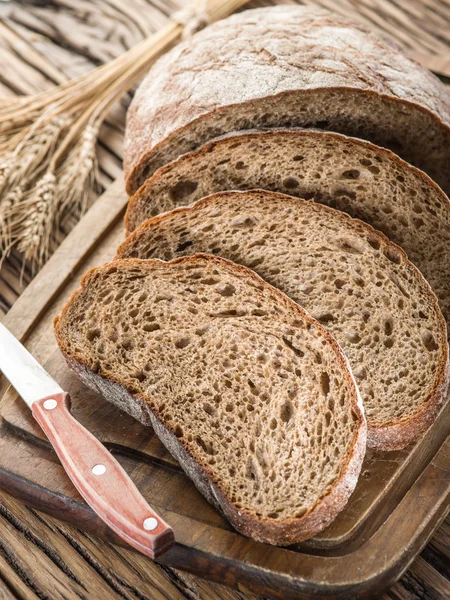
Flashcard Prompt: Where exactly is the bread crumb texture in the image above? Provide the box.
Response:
[125,129,450,325]
[55,255,365,538]
[118,191,449,448]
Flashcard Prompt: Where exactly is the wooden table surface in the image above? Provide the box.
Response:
[0,1,449,598]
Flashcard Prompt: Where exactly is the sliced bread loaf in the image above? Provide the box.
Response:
[124,6,450,195]
[54,255,366,545]
[124,129,450,325]
[117,191,449,451]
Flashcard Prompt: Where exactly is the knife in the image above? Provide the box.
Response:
[0,323,174,559]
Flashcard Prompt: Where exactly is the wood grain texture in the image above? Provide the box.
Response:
[0,1,449,599]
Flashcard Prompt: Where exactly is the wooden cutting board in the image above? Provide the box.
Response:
[0,178,449,600]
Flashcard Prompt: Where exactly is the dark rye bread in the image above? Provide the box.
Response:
[117,191,450,451]
[54,255,366,546]
[124,6,450,196]
[124,129,450,325]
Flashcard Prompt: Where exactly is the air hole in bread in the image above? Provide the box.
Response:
[383,247,402,264]
[120,337,133,350]
[320,372,330,396]
[340,169,360,180]
[384,318,394,336]
[217,283,235,297]
[169,180,198,201]
[316,313,335,325]
[175,337,191,349]
[282,336,305,357]
[348,333,361,344]
[246,457,258,481]
[87,328,100,341]
[422,332,438,352]
[280,401,294,423]
[203,403,216,417]
[201,277,219,285]
[367,236,381,250]
[143,322,160,332]
[248,257,265,268]
[195,435,212,454]
[283,176,299,189]
[176,240,193,252]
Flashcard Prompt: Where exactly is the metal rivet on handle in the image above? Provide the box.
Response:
[92,464,106,475]
[143,517,158,531]
[43,399,57,410]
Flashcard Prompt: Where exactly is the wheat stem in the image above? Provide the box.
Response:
[0,0,249,271]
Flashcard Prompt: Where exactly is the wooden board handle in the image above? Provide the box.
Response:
[32,392,174,559]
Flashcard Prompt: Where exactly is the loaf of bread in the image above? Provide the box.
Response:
[54,255,366,545]
[124,6,450,195]
[118,190,449,451]
[124,129,450,325]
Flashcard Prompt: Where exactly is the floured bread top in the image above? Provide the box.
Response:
[124,5,450,194]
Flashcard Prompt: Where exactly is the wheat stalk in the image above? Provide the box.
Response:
[0,0,249,272]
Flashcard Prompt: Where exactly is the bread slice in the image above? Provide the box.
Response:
[124,6,450,196]
[54,255,366,546]
[117,191,449,451]
[124,129,450,325]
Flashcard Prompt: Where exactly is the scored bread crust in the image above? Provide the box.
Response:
[124,6,450,195]
[117,192,450,451]
[54,254,367,545]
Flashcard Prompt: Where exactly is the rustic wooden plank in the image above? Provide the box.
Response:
[0,489,195,600]
[0,557,39,600]
[0,1,449,599]
[387,557,450,599]
[0,579,25,600]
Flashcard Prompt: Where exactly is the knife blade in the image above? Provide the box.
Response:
[0,324,63,407]
[0,323,174,559]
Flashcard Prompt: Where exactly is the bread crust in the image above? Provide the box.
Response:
[117,191,450,451]
[124,6,450,194]
[54,254,367,545]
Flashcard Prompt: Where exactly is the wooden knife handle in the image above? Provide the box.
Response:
[32,392,174,559]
